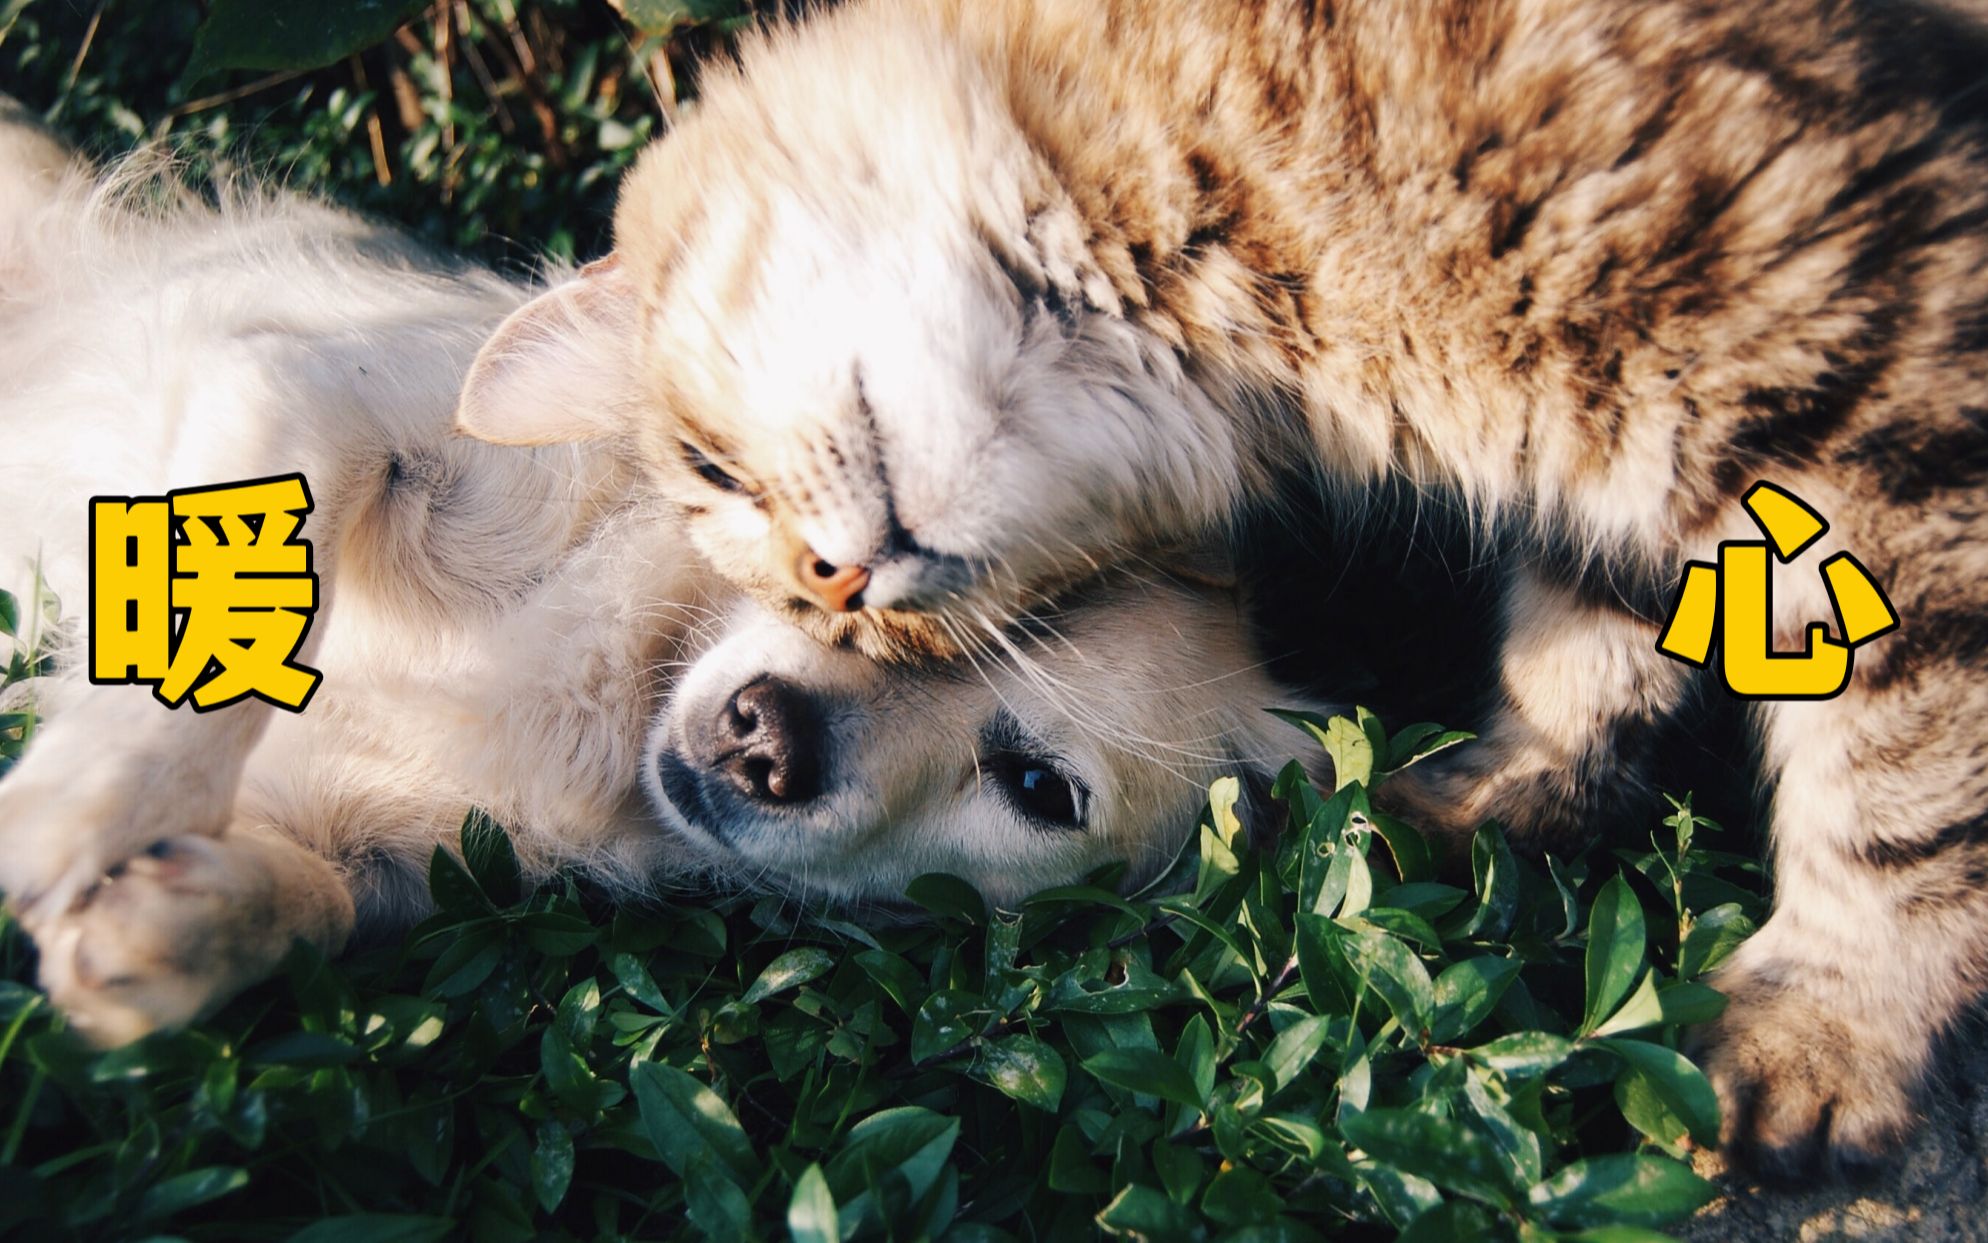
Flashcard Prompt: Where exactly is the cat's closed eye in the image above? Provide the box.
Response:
[679,440,749,495]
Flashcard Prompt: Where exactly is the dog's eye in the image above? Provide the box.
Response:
[679,441,746,494]
[987,749,1086,831]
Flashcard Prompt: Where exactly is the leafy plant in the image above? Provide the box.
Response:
[0,574,58,780]
[2,0,752,266]
[0,710,1762,1240]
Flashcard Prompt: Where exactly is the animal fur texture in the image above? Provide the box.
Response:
[456,0,1988,1175]
[0,129,1329,1044]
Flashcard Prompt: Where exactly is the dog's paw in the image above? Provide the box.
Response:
[1693,963,1925,1182]
[28,837,287,1047]
[0,754,233,923]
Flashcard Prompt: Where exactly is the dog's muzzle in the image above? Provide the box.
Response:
[654,676,831,844]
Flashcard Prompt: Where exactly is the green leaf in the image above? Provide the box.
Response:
[1200,1164,1280,1227]
[1678,904,1756,979]
[1341,1108,1519,1208]
[1354,1159,1444,1229]
[0,589,15,637]
[1358,905,1444,950]
[903,874,985,926]
[1151,1137,1205,1203]
[1263,1014,1338,1092]
[1469,1032,1575,1079]
[1655,980,1727,1027]
[787,1164,839,1243]
[556,977,602,1046]
[1589,970,1663,1038]
[1096,1184,1199,1238]
[1398,1201,1498,1243]
[426,844,490,916]
[1383,725,1475,775]
[1045,963,1181,1015]
[631,1061,757,1187]
[1324,715,1375,789]
[541,1024,617,1114]
[1431,957,1521,1044]
[1272,710,1374,789]
[1462,1067,1545,1187]
[421,930,501,997]
[911,991,982,1063]
[853,950,928,1016]
[1527,1153,1717,1228]
[531,1123,574,1214]
[245,1031,361,1068]
[459,811,521,906]
[824,1107,958,1231]
[1458,825,1520,939]
[610,953,672,1014]
[1154,894,1251,963]
[1370,811,1435,883]
[1177,1014,1218,1105]
[287,1218,454,1243]
[1597,1039,1720,1149]
[1295,782,1358,914]
[187,0,430,85]
[1049,1126,1109,1194]
[1547,852,1587,940]
[135,1166,248,1223]
[518,911,598,956]
[609,0,749,36]
[745,948,836,1004]
[1295,913,1357,1014]
[1083,1048,1205,1110]
[684,1150,757,1239]
[1582,877,1648,1034]
[976,1035,1066,1112]
[1341,931,1435,1034]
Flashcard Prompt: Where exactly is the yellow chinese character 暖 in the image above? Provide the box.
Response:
[1656,481,1899,699]
[88,474,321,711]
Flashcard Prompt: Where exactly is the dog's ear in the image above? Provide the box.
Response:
[456,255,641,445]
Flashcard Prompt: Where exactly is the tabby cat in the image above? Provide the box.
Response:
[457,0,1988,1175]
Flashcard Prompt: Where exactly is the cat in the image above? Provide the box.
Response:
[455,0,1988,1176]
[0,121,1329,1044]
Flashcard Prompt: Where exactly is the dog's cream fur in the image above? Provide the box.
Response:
[0,130,1326,1044]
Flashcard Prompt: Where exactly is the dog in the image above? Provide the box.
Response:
[0,122,1329,1045]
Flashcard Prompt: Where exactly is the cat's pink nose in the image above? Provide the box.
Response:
[797,552,871,612]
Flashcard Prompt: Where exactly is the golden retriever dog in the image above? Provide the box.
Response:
[0,123,1328,1045]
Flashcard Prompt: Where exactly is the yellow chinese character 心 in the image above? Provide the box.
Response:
[1656,481,1899,699]
[88,474,321,712]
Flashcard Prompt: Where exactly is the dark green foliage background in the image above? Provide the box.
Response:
[0,3,1762,1239]
[2,0,753,265]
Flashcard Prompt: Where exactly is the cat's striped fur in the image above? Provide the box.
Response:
[457,0,1988,1175]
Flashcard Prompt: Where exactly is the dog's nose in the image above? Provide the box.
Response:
[797,551,870,612]
[717,678,822,803]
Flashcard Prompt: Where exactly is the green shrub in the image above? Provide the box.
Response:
[1,0,750,265]
[0,675,1763,1239]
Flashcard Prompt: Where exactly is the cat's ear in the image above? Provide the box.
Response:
[456,255,642,445]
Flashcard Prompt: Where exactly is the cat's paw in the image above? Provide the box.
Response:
[1374,758,1582,852]
[27,837,288,1047]
[1693,963,1925,1182]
